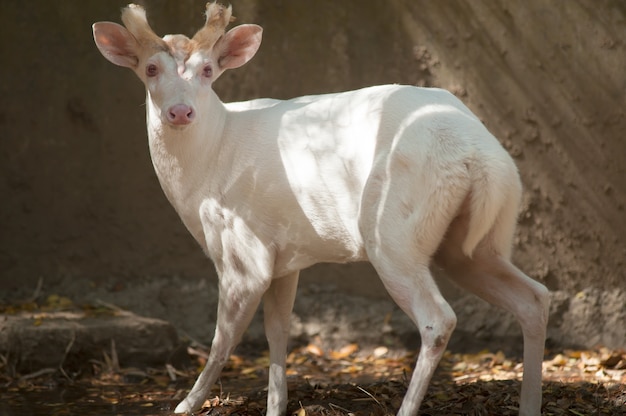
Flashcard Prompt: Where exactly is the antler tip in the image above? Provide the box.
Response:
[204,2,234,24]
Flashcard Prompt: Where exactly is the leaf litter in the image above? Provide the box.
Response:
[1,337,624,415]
[0,294,624,415]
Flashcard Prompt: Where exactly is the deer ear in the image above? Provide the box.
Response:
[93,22,140,68]
[215,24,262,70]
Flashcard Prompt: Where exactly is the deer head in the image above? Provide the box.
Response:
[93,2,262,126]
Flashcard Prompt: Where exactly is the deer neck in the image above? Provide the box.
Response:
[145,90,227,212]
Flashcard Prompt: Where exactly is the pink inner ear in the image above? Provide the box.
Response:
[93,22,139,68]
[217,25,262,70]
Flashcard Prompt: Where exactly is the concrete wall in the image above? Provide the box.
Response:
[1,0,624,347]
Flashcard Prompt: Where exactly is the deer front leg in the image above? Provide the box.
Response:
[263,271,300,416]
[174,272,270,414]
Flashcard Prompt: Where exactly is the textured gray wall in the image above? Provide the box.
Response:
[1,0,624,347]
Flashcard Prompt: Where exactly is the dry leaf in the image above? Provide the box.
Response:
[330,344,358,360]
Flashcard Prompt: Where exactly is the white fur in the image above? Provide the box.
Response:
[93,7,549,416]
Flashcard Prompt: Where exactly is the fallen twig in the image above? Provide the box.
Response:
[19,367,57,381]
[355,385,383,407]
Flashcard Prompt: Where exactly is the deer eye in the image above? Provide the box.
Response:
[146,64,158,77]
[202,65,213,78]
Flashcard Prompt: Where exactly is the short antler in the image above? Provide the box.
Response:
[121,4,167,51]
[192,2,235,49]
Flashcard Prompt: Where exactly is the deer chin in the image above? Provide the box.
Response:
[164,119,195,130]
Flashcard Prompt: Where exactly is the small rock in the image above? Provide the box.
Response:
[0,310,179,373]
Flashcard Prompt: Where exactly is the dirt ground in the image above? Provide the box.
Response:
[2,327,625,415]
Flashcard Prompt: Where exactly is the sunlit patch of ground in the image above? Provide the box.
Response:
[1,340,624,416]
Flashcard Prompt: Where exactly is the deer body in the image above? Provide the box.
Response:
[93,4,549,416]
[152,85,490,277]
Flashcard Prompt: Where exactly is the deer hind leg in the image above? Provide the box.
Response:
[362,183,467,416]
[435,214,549,416]
[370,259,456,416]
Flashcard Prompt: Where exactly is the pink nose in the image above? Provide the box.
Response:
[167,104,195,125]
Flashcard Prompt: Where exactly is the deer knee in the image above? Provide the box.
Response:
[532,282,550,326]
[517,281,550,339]
[422,302,457,355]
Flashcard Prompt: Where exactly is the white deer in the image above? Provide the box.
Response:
[93,3,549,416]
